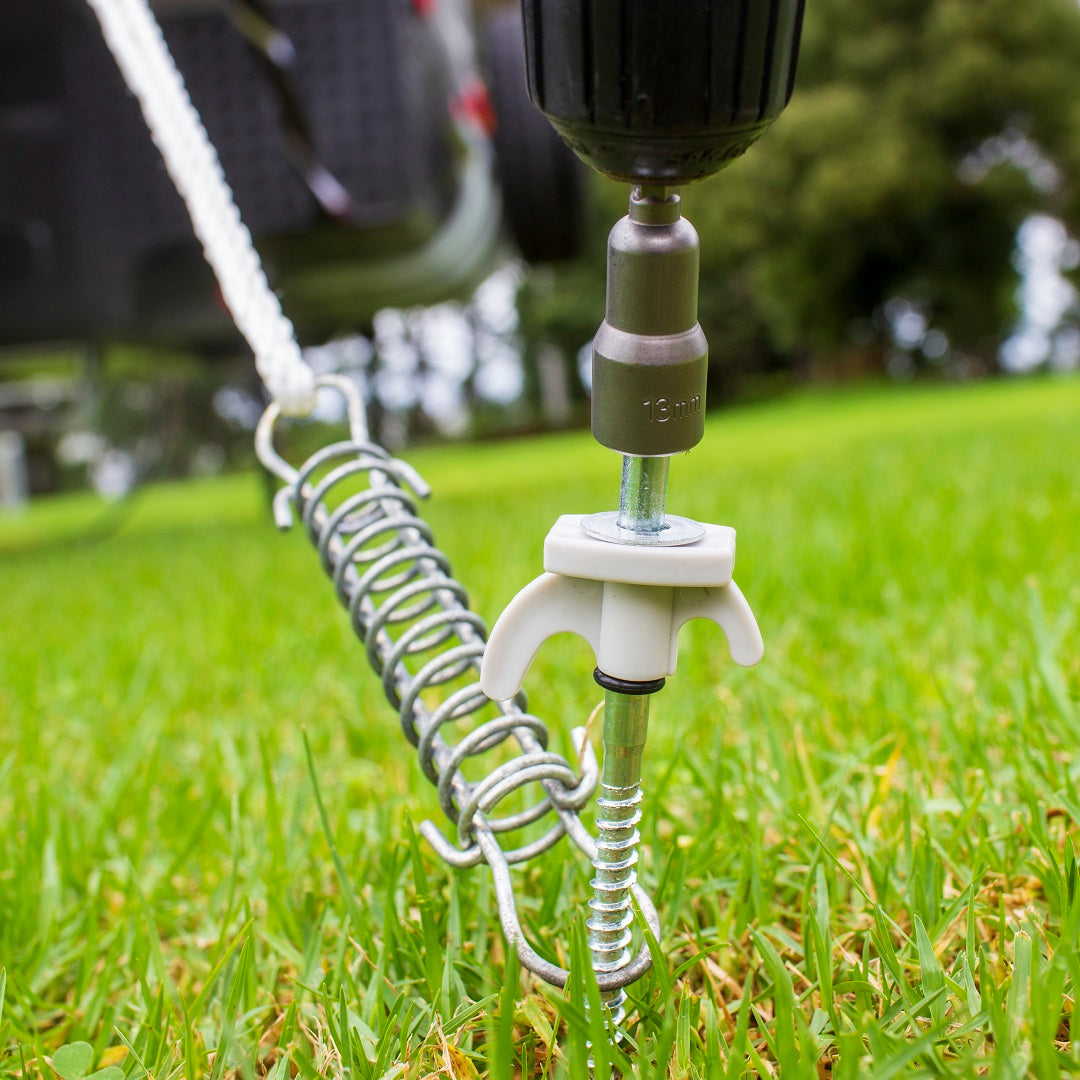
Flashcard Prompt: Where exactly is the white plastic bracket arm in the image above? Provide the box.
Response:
[480,514,764,702]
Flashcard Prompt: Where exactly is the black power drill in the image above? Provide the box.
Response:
[522,0,804,458]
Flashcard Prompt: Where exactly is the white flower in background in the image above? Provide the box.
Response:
[56,431,107,467]
[1001,215,1080,372]
[90,449,136,500]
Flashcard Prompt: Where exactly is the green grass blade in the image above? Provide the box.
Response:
[492,945,520,1080]
[208,935,253,1080]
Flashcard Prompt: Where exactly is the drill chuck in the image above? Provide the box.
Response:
[522,0,805,185]
[592,189,707,456]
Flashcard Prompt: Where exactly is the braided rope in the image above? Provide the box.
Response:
[85,0,317,416]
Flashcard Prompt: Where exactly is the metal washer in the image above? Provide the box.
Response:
[580,510,706,547]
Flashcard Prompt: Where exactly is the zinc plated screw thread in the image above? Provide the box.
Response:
[588,688,651,1031]
[588,775,645,1026]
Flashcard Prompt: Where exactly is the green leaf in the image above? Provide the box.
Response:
[675,984,694,1073]
[914,916,946,1026]
[492,946,519,1080]
[404,815,442,1002]
[51,1042,93,1080]
[208,935,253,1080]
[725,968,754,1080]
[751,930,799,1070]
[302,730,363,929]
[1006,929,1032,1049]
[959,953,981,1018]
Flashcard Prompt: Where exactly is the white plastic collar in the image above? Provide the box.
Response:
[480,515,764,698]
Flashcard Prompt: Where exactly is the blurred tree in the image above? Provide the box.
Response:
[688,0,1080,374]
[521,0,1080,388]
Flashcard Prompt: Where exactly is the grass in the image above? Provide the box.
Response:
[1,374,1079,1077]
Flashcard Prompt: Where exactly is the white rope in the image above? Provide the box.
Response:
[85,0,317,416]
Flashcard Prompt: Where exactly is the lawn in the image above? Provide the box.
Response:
[1,375,1079,1078]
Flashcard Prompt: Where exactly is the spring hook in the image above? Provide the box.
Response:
[255,375,661,992]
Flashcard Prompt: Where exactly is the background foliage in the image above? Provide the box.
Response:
[520,0,1080,394]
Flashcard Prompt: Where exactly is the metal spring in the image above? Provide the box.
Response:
[255,376,660,992]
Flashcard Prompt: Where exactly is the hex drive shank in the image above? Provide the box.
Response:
[591,194,707,456]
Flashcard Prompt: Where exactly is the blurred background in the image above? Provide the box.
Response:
[1,0,1078,506]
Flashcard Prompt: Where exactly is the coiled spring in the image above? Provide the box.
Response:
[256,376,660,991]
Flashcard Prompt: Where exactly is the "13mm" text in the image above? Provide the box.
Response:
[642,396,701,423]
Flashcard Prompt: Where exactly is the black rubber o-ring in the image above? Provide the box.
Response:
[592,668,666,696]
